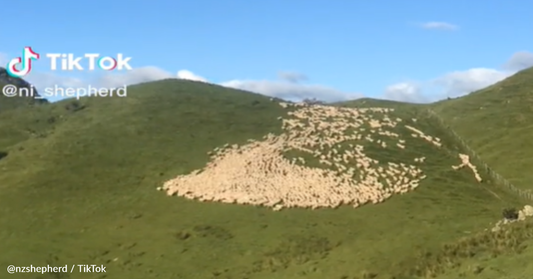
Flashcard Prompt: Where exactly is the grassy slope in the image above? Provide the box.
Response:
[432,67,533,191]
[434,219,533,279]
[0,80,48,112]
[0,79,527,279]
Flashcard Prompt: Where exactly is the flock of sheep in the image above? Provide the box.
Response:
[161,101,481,210]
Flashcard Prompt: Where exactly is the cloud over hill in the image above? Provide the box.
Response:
[384,51,533,102]
[1,50,531,103]
[419,21,459,31]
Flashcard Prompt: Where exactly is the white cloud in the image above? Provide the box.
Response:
[220,71,360,102]
[220,79,361,102]
[25,72,87,89]
[9,63,360,103]
[431,68,511,98]
[20,72,88,102]
[6,48,531,104]
[503,51,533,71]
[384,82,426,103]
[420,21,459,30]
[96,66,174,88]
[384,68,511,102]
[278,71,308,83]
[96,68,207,88]
[177,70,207,82]
[383,51,533,102]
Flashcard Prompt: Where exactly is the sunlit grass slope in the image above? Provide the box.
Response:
[434,218,533,279]
[432,67,533,191]
[0,79,527,279]
[0,80,48,112]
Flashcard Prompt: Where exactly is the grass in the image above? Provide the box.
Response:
[0,80,48,112]
[432,67,533,191]
[0,76,531,278]
[433,219,533,279]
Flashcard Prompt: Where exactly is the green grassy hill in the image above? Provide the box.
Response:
[0,67,48,112]
[0,78,531,279]
[435,226,533,279]
[432,67,533,191]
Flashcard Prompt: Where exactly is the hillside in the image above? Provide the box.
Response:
[432,67,533,191]
[0,79,530,279]
[0,67,48,111]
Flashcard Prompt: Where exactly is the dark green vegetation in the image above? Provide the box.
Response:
[421,218,533,279]
[0,68,532,279]
[0,67,48,112]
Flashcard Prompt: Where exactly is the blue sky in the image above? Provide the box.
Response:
[2,0,532,102]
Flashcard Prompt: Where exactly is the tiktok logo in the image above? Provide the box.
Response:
[6,47,40,78]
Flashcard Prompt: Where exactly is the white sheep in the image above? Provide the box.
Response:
[162,102,444,210]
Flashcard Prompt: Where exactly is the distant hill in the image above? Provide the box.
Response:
[335,97,425,110]
[432,67,533,191]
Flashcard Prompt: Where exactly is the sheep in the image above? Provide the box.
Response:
[452,154,482,182]
[162,102,445,211]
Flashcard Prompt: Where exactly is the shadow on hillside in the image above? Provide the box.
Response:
[0,152,7,160]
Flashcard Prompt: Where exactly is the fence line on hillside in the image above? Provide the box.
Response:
[421,108,533,202]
